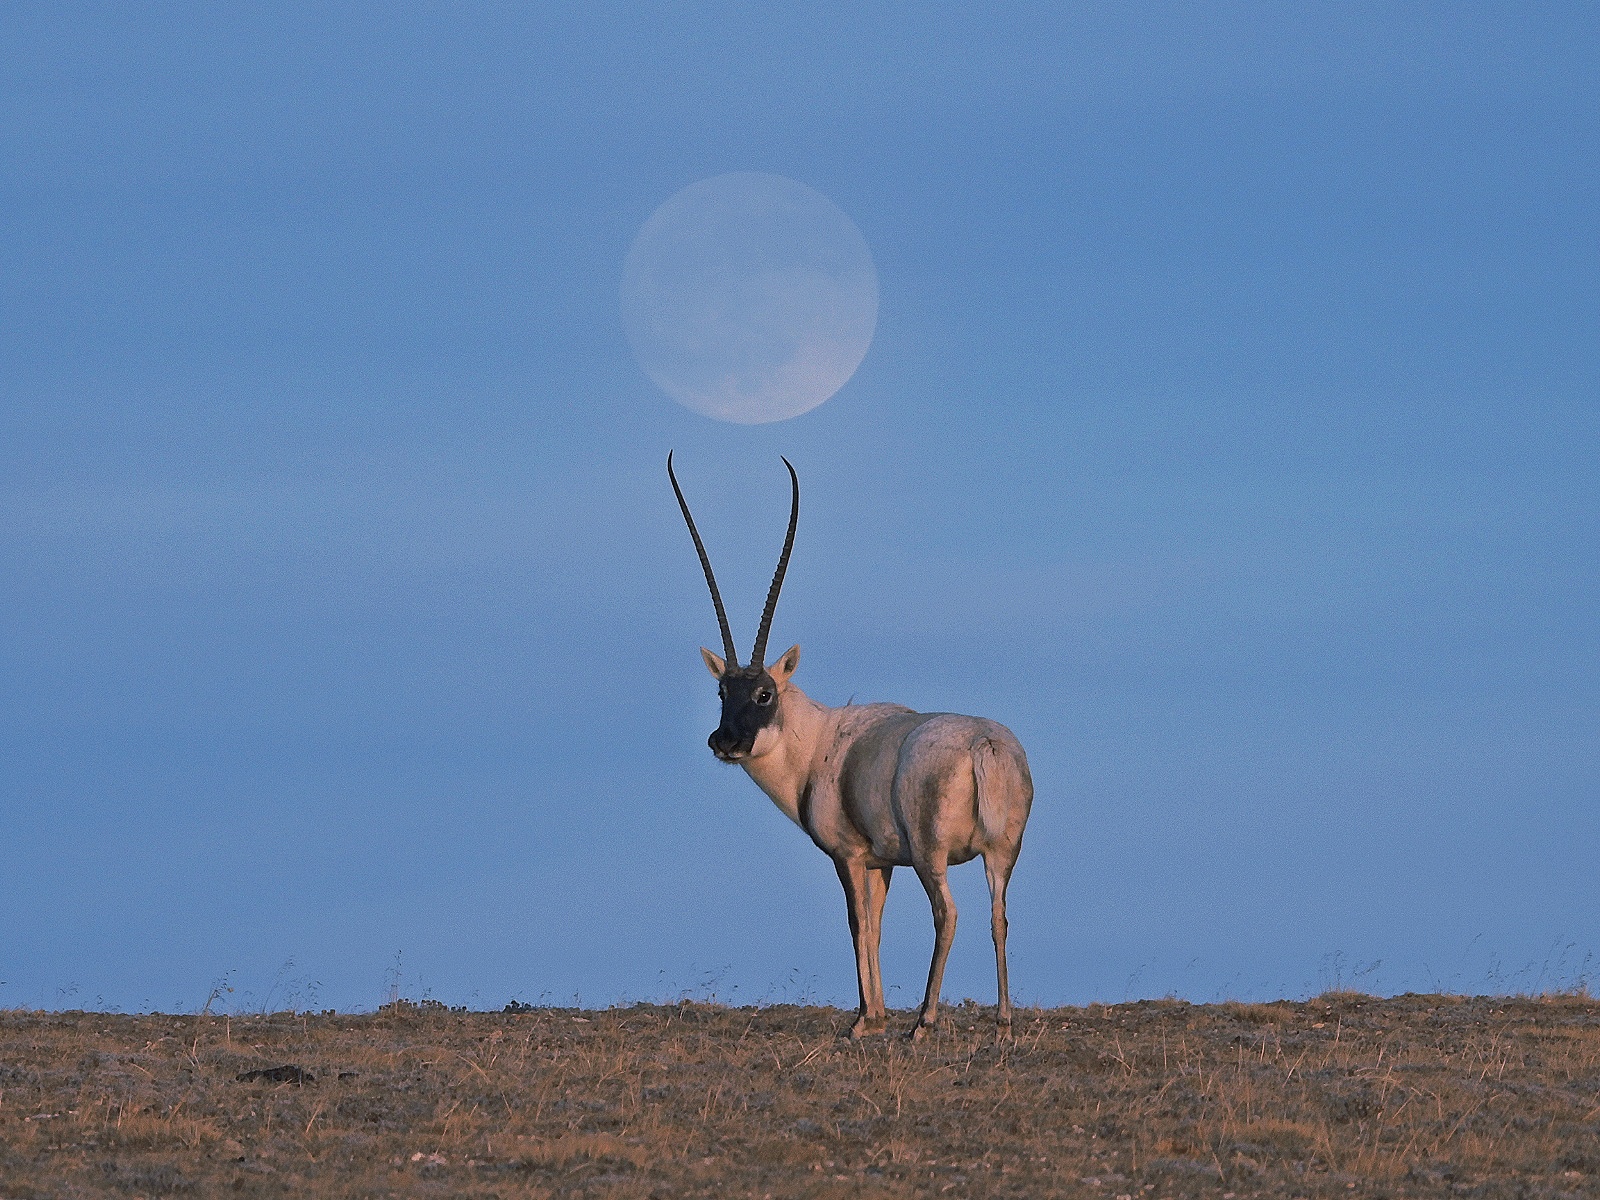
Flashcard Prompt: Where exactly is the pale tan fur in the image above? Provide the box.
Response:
[702,644,1033,1039]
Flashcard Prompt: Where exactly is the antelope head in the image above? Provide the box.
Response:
[668,452,802,763]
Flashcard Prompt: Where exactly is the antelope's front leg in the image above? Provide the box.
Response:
[833,857,886,1038]
[864,865,894,1027]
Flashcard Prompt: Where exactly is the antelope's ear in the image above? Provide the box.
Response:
[700,647,727,679]
[770,644,801,684]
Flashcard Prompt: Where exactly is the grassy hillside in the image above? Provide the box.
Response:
[2,993,1597,1197]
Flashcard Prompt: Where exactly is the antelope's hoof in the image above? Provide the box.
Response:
[908,1019,935,1043]
[847,1017,887,1039]
[996,1018,1014,1041]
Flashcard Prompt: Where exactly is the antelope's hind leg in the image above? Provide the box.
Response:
[984,846,1020,1038]
[910,852,956,1041]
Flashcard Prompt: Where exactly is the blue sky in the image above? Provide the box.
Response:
[2,3,1596,1013]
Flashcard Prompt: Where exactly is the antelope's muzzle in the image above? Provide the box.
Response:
[708,727,748,762]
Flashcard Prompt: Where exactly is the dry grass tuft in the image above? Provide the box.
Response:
[2,995,1598,1197]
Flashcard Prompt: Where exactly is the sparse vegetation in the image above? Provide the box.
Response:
[2,993,1598,1197]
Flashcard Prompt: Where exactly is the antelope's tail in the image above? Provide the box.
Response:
[972,736,1009,844]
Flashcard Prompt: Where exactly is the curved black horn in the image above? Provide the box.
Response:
[750,457,799,669]
[667,452,740,668]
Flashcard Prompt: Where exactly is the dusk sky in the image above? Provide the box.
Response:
[3,4,1596,1014]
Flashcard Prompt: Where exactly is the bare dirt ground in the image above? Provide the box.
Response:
[2,993,1598,1198]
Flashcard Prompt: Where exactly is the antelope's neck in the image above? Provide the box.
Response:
[739,685,835,827]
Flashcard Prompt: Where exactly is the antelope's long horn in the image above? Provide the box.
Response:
[751,456,799,669]
[667,451,740,669]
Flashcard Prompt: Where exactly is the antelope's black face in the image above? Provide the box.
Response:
[669,451,802,764]
[709,665,781,762]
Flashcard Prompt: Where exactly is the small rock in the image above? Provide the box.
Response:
[236,1065,315,1085]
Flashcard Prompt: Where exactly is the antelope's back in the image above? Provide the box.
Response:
[832,707,1031,864]
[832,705,932,863]
[896,714,1033,858]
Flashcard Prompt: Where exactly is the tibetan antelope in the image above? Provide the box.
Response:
[668,453,1033,1039]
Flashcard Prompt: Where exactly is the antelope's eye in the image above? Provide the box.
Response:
[756,689,774,705]
[717,684,727,700]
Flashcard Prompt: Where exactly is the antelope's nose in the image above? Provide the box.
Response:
[708,727,741,759]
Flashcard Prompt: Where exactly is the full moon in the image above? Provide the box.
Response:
[621,173,879,424]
